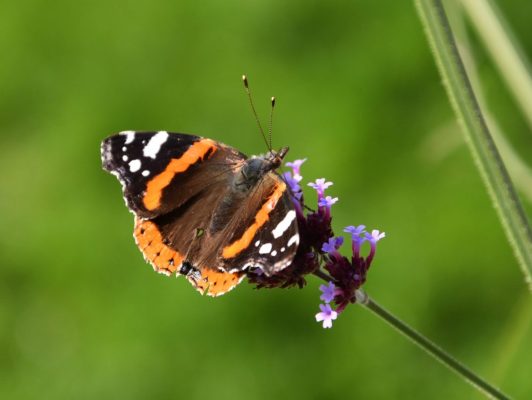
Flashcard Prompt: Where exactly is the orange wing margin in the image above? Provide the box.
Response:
[134,218,184,276]
[134,218,243,296]
[188,268,244,297]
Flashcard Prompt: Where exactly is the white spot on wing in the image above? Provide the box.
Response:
[271,250,277,256]
[122,155,128,162]
[122,146,127,152]
[281,247,286,252]
[143,131,169,159]
[255,240,260,247]
[129,159,141,172]
[288,234,299,247]
[271,210,296,238]
[142,170,150,177]
[121,130,135,144]
[259,243,272,254]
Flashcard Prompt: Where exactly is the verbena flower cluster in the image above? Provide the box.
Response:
[247,159,385,328]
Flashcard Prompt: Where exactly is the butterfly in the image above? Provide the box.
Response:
[101,130,299,296]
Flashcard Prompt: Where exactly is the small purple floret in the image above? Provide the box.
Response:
[319,282,337,303]
[367,230,386,243]
[318,195,338,209]
[321,236,344,255]
[344,225,366,237]
[286,158,306,173]
[315,303,338,329]
[344,225,367,257]
[308,178,333,196]
[365,230,386,264]
[286,159,306,182]
[283,171,301,193]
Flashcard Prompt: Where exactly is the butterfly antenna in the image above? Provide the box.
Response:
[268,96,275,151]
[242,75,270,151]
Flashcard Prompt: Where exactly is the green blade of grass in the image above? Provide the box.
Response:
[415,0,532,289]
[460,0,532,130]
[448,0,532,204]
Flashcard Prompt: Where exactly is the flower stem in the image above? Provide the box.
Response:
[358,290,510,399]
[415,0,532,289]
[313,268,334,282]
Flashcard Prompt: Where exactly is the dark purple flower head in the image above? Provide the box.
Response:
[246,158,385,329]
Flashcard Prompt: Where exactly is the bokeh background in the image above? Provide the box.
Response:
[1,0,531,398]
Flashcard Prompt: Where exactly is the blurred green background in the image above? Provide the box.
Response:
[1,0,531,398]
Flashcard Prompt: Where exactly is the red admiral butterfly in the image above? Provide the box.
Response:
[101,130,299,296]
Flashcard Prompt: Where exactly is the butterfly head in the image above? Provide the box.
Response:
[235,147,289,191]
[265,146,289,169]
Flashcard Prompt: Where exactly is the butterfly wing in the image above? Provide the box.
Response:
[102,131,247,295]
[218,173,299,276]
[101,131,244,218]
[134,217,244,296]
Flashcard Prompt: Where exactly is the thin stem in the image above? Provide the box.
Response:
[415,0,532,289]
[359,291,510,399]
[313,268,334,282]
[314,270,510,397]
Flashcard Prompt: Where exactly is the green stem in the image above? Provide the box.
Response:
[415,0,532,289]
[356,290,510,399]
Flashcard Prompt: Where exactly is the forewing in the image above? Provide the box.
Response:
[101,131,244,218]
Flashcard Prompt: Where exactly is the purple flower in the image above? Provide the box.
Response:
[247,157,385,328]
[286,158,306,173]
[319,282,337,303]
[318,196,338,209]
[315,303,338,328]
[344,225,366,237]
[365,230,386,264]
[321,236,344,255]
[344,225,367,258]
[286,159,306,182]
[283,171,302,196]
[367,230,386,243]
[308,178,333,197]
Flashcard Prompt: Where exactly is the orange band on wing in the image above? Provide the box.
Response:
[222,181,286,259]
[134,218,184,275]
[143,139,217,210]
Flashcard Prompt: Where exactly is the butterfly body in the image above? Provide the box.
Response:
[101,131,299,296]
